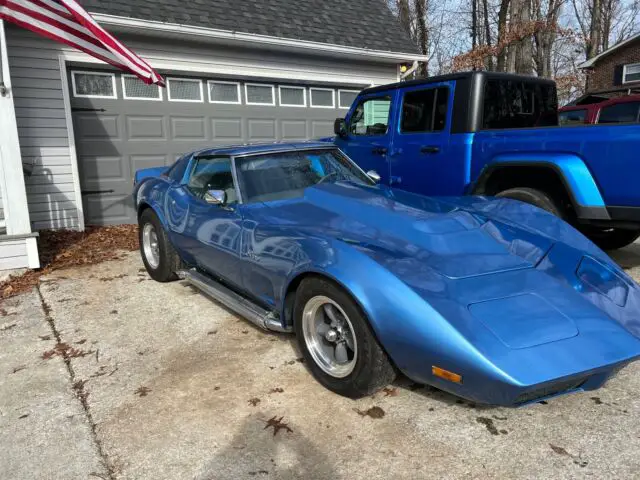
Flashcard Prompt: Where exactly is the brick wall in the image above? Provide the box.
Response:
[586,39,640,92]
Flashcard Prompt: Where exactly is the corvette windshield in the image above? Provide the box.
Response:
[235,149,374,203]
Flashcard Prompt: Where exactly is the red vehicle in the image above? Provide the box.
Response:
[559,92,640,125]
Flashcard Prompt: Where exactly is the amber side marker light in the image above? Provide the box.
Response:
[432,366,463,384]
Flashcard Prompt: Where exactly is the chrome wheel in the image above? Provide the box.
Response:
[142,223,160,269]
[302,295,357,378]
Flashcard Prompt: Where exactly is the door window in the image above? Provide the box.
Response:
[597,102,640,124]
[348,96,392,136]
[559,109,587,125]
[401,87,449,133]
[186,157,237,204]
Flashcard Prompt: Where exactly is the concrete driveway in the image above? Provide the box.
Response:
[2,245,640,480]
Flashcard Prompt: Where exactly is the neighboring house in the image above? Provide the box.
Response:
[0,0,424,270]
[580,33,640,94]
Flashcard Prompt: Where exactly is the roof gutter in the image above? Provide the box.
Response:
[578,33,640,68]
[91,13,428,64]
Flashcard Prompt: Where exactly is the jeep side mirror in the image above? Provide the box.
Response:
[204,189,227,205]
[334,118,347,138]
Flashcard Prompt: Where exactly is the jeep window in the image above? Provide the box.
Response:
[235,149,373,203]
[348,96,392,136]
[559,109,587,125]
[401,87,449,133]
[482,79,558,129]
[597,102,640,124]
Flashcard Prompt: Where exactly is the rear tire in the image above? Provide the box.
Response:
[582,227,640,251]
[294,277,396,398]
[138,208,182,282]
[495,187,564,218]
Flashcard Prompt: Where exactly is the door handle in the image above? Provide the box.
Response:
[420,145,440,154]
[371,147,388,155]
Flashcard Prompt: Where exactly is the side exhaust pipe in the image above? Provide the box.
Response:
[177,269,292,333]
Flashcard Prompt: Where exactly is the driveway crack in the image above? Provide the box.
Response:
[37,286,115,480]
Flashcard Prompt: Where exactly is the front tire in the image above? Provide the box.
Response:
[495,187,564,218]
[294,277,396,398]
[138,208,182,282]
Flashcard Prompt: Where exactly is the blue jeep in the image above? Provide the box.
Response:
[334,71,640,250]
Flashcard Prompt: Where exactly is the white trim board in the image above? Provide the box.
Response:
[91,13,428,64]
[58,55,85,231]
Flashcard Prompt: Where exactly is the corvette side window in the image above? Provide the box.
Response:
[186,157,237,204]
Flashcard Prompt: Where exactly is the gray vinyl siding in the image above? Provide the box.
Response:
[6,26,399,230]
[7,28,78,231]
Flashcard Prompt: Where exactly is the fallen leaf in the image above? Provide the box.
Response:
[263,416,293,436]
[382,387,398,397]
[248,397,261,406]
[134,386,152,397]
[354,406,385,419]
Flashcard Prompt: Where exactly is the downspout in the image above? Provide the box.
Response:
[400,61,418,80]
[0,25,5,97]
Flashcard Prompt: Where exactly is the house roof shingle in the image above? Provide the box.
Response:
[81,0,419,55]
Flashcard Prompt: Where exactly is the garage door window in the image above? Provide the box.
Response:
[72,71,116,98]
[208,81,241,104]
[122,74,162,101]
[167,78,203,102]
[279,86,306,107]
[245,84,275,106]
[310,88,335,108]
[338,90,359,109]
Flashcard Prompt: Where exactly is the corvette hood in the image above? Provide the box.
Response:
[263,182,554,280]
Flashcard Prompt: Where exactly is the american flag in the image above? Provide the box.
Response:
[0,0,164,85]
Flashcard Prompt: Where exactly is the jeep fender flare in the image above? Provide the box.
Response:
[471,154,609,221]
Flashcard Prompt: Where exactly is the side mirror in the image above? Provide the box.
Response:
[366,170,381,183]
[334,118,347,138]
[204,189,227,205]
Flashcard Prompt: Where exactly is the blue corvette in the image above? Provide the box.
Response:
[133,142,640,406]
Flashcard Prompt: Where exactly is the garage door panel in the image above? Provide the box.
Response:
[75,114,120,139]
[281,120,307,140]
[126,116,166,140]
[170,117,207,140]
[212,118,243,140]
[311,120,334,138]
[70,68,361,225]
[84,193,133,225]
[248,118,276,140]
[131,154,170,172]
[79,156,126,182]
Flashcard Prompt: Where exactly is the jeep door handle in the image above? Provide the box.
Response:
[420,145,440,154]
[371,147,388,155]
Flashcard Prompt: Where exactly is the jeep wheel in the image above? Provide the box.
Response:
[294,277,396,398]
[495,187,564,218]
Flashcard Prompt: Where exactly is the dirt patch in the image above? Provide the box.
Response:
[0,226,138,301]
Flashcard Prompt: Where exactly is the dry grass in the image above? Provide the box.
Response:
[0,225,139,301]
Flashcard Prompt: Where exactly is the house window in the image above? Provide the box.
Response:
[310,88,335,108]
[623,63,640,83]
[279,86,306,107]
[208,81,241,104]
[122,74,162,100]
[338,90,359,109]
[167,78,203,102]
[245,84,275,106]
[71,71,116,98]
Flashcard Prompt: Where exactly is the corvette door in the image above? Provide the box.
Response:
[166,156,243,288]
